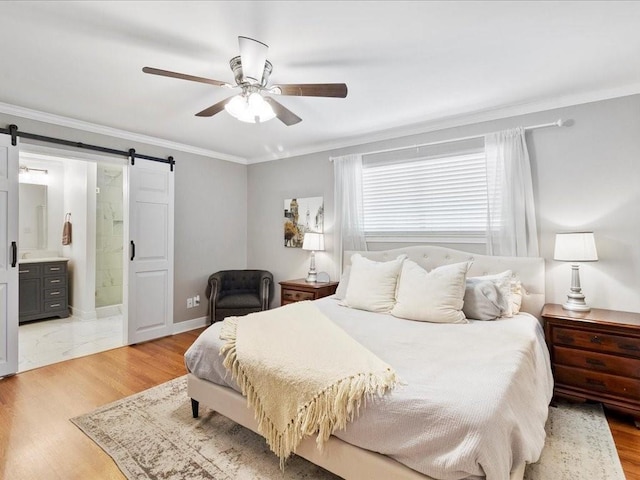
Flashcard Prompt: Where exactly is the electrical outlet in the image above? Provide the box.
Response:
[194,295,200,307]
[187,297,193,308]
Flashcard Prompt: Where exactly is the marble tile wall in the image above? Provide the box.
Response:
[95,166,123,308]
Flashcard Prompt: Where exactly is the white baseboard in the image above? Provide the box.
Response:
[69,306,97,320]
[96,304,123,318]
[173,316,208,335]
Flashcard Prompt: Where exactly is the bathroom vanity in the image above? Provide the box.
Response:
[19,258,70,324]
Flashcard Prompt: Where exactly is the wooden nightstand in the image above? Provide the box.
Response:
[542,303,640,427]
[279,278,339,306]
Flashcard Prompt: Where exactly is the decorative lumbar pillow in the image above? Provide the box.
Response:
[463,278,510,320]
[391,260,470,323]
[467,270,514,317]
[510,279,523,315]
[344,254,406,312]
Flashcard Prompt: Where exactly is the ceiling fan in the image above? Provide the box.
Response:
[142,36,348,126]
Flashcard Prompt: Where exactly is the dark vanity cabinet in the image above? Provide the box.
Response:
[19,259,70,324]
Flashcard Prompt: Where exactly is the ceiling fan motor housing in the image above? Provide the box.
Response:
[229,56,272,87]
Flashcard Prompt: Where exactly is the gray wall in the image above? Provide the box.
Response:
[0,112,248,324]
[247,95,640,313]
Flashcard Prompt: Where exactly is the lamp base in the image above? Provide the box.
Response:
[562,264,591,312]
[562,290,591,312]
[305,271,317,283]
[562,299,591,312]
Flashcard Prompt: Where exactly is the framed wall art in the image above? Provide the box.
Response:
[283,196,324,248]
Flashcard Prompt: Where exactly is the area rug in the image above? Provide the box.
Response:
[71,376,626,480]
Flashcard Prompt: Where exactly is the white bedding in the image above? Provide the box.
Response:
[184,296,554,480]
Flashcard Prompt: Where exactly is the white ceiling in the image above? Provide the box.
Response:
[1,1,640,164]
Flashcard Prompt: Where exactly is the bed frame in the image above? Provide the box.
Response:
[188,245,545,480]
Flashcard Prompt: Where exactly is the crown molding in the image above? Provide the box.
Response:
[0,101,248,165]
[247,82,640,164]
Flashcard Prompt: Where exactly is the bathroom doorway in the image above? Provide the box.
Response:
[17,150,125,372]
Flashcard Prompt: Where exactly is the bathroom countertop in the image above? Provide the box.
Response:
[19,257,70,264]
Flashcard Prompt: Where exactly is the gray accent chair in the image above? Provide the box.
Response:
[206,270,274,324]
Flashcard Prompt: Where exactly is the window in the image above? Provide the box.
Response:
[362,140,488,242]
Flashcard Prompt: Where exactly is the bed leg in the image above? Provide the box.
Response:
[191,398,199,418]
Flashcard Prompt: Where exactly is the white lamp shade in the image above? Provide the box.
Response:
[554,232,598,262]
[302,232,324,251]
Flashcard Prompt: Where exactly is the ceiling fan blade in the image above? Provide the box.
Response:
[238,36,269,84]
[142,67,229,87]
[195,97,234,117]
[272,83,348,98]
[264,97,302,126]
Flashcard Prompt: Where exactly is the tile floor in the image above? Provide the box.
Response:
[18,314,124,372]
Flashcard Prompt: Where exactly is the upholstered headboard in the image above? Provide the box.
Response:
[344,245,545,320]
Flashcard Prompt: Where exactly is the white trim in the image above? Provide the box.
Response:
[96,304,123,319]
[69,306,98,321]
[172,315,208,335]
[248,82,640,164]
[0,101,248,165]
[4,82,640,166]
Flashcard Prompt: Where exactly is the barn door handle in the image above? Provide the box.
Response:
[130,241,135,261]
[11,241,17,267]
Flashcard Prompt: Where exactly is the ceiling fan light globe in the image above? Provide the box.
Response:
[224,95,248,119]
[247,92,265,109]
[258,100,276,122]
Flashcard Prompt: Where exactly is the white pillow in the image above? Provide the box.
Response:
[467,271,526,317]
[334,266,351,300]
[391,260,470,324]
[343,254,406,312]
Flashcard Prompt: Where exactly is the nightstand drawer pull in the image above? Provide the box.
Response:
[586,358,605,367]
[586,378,606,388]
[590,336,602,344]
[619,343,640,352]
[556,334,574,344]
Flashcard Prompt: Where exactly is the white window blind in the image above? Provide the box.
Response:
[362,144,488,241]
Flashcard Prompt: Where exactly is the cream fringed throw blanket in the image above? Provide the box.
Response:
[220,300,397,466]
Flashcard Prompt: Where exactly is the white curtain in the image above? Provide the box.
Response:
[332,153,367,275]
[485,127,539,257]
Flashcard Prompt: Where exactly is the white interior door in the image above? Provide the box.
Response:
[0,134,19,377]
[125,157,174,344]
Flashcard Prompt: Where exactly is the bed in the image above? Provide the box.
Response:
[184,246,554,480]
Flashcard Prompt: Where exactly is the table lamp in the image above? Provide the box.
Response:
[554,232,598,312]
[302,232,324,283]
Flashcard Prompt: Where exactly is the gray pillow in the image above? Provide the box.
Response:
[463,278,509,320]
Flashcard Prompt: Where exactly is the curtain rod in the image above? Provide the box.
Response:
[332,118,564,160]
[1,124,175,171]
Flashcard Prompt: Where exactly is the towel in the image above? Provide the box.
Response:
[62,213,72,245]
[220,301,397,466]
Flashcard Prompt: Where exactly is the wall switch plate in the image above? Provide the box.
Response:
[194,295,200,306]
[187,297,193,308]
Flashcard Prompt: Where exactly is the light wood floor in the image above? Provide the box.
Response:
[1,327,639,480]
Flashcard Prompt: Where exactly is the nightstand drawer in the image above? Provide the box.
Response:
[554,346,640,379]
[282,289,315,302]
[555,364,640,400]
[553,327,640,358]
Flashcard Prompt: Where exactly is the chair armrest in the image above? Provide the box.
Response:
[258,271,274,310]
[207,273,224,324]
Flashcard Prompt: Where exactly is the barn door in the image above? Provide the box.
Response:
[125,158,174,344]
[0,134,19,377]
